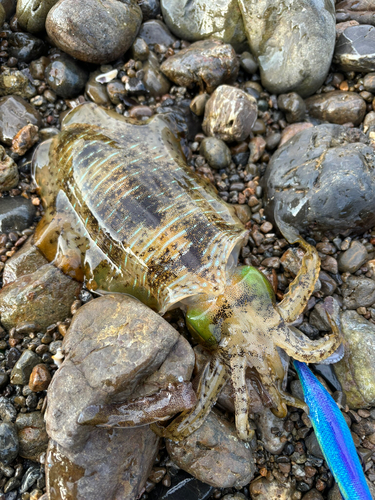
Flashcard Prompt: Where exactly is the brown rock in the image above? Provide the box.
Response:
[129,105,153,120]
[249,477,296,500]
[336,20,360,38]
[0,95,42,146]
[305,91,366,126]
[337,240,368,273]
[336,0,375,26]
[279,122,313,146]
[29,364,51,392]
[3,237,48,286]
[15,411,49,461]
[46,0,142,64]
[0,145,18,192]
[203,85,257,142]
[11,123,39,156]
[166,410,255,488]
[0,264,81,332]
[160,40,239,94]
[249,136,266,163]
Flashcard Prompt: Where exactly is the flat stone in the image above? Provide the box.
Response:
[166,410,255,488]
[138,19,177,50]
[0,422,18,465]
[199,137,231,170]
[263,125,375,235]
[334,25,375,72]
[46,0,142,64]
[15,411,49,460]
[342,276,375,309]
[203,85,257,142]
[336,0,375,26]
[10,350,42,385]
[3,237,48,286]
[160,0,247,51]
[0,197,36,233]
[305,91,366,126]
[337,241,368,273]
[160,40,239,94]
[17,0,59,34]
[0,146,18,192]
[254,408,289,454]
[238,0,336,97]
[0,264,81,332]
[0,95,42,146]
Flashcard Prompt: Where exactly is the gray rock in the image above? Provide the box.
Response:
[166,410,255,488]
[305,432,324,459]
[0,422,18,465]
[19,466,41,494]
[263,124,375,235]
[45,56,88,98]
[254,408,289,454]
[137,0,160,20]
[160,40,239,94]
[15,411,49,460]
[337,241,368,273]
[203,85,257,142]
[46,0,142,64]
[8,32,46,63]
[17,0,59,33]
[0,197,36,233]
[0,95,42,146]
[277,93,306,124]
[336,0,375,26]
[240,51,258,75]
[238,0,336,97]
[305,91,366,126]
[143,52,171,98]
[131,37,150,62]
[334,310,375,409]
[138,19,177,50]
[334,24,375,72]
[342,276,375,309]
[160,0,247,51]
[0,396,17,422]
[290,380,304,402]
[200,137,231,170]
[10,350,41,385]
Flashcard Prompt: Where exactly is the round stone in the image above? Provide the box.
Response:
[337,241,369,273]
[45,56,88,98]
[17,0,59,34]
[29,364,51,392]
[199,137,232,170]
[277,92,306,123]
[305,91,366,126]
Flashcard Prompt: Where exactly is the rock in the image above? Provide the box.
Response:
[0,264,81,331]
[305,431,325,459]
[46,0,142,64]
[342,276,375,309]
[29,364,51,392]
[129,105,153,120]
[334,311,375,409]
[15,411,49,460]
[249,477,296,500]
[10,350,42,385]
[336,0,375,26]
[305,91,366,126]
[166,410,254,488]
[17,0,58,33]
[8,32,46,63]
[0,422,18,465]
[148,469,213,500]
[240,51,258,75]
[0,146,18,191]
[337,241,368,273]
[105,81,126,105]
[336,20,360,38]
[45,56,88,98]
[131,37,150,61]
[11,124,39,156]
[0,4,4,25]
[3,237,48,286]
[0,0,16,19]
[85,72,112,107]
[277,93,306,124]
[0,68,35,98]
[190,93,210,117]
[160,0,247,51]
[143,52,171,97]
[279,122,313,147]
[254,408,289,454]
[20,466,41,494]
[0,197,36,233]
[202,85,257,142]
[0,372,9,390]
[309,297,340,332]
[137,0,160,20]
[0,95,42,146]
[138,19,177,50]
[238,0,336,97]
[0,396,17,422]
[334,25,375,72]
[319,270,337,296]
[263,124,375,235]
[364,72,375,92]
[199,137,231,170]
[303,489,324,500]
[160,40,239,94]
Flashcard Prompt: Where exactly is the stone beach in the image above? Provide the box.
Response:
[0,1,375,500]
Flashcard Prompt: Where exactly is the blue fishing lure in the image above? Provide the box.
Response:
[294,360,373,500]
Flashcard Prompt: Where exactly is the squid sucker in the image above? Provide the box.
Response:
[32,102,341,442]
[294,360,372,500]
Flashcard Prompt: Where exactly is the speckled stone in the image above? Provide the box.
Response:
[29,364,51,392]
[249,476,296,500]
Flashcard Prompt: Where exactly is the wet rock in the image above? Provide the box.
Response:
[29,364,51,392]
[0,0,16,19]
[0,95,42,146]
[263,124,375,235]
[190,93,210,117]
[318,270,337,296]
[10,350,42,385]
[3,237,47,286]
[0,146,18,191]
[45,56,88,98]
[138,19,177,50]
[238,0,336,97]
[240,51,258,75]
[15,411,49,460]
[148,469,213,500]
[160,0,247,51]
[106,80,126,104]
[364,72,375,92]
[85,72,112,107]
[160,40,238,94]
[166,410,254,488]
[305,91,366,126]
[0,396,17,422]
[46,0,142,64]
[0,372,9,390]
[203,85,257,142]
[0,422,18,465]
[0,4,4,25]
[305,431,325,459]
[20,466,41,494]
[277,93,306,124]
[0,197,36,233]
[336,0,375,26]
[303,489,324,500]
[337,241,368,273]
[143,52,171,97]
[8,32,46,63]
[129,105,153,120]
[249,477,296,500]
[279,122,313,147]
[17,0,58,33]
[334,310,375,408]
[199,137,231,170]
[334,25,375,72]
[254,408,289,454]
[0,68,35,98]
[11,124,39,156]
[342,276,375,309]
[137,0,160,20]
[131,37,150,61]
[0,264,81,331]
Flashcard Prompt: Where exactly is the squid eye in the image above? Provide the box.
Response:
[185,307,221,349]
